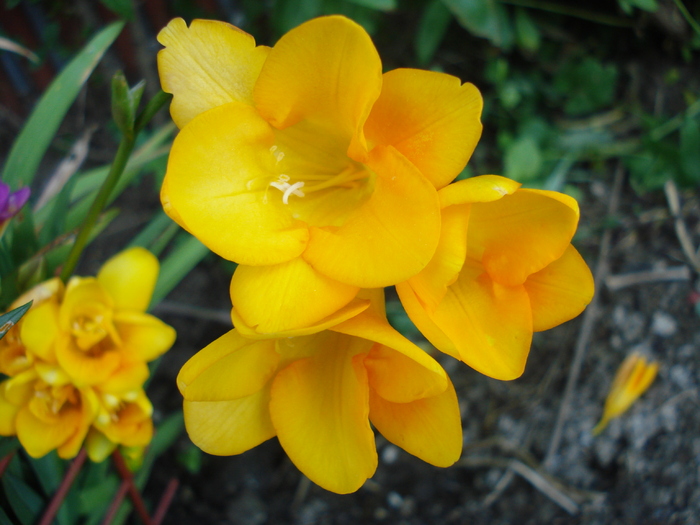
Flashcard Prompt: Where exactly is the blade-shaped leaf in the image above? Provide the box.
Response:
[0,300,32,340]
[2,21,124,189]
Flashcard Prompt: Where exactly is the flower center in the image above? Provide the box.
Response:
[30,381,80,422]
[266,145,368,205]
[70,303,121,352]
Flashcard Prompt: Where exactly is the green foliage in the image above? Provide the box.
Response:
[100,0,136,20]
[415,0,452,65]
[1,22,124,189]
[442,0,513,49]
[618,0,658,15]
[554,57,618,116]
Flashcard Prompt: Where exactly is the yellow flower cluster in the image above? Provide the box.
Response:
[157,15,594,493]
[0,248,176,461]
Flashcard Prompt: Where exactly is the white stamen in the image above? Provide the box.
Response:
[269,145,278,153]
[275,151,285,162]
[278,174,290,182]
[283,182,305,204]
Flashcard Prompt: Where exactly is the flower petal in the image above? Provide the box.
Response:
[332,309,447,387]
[395,282,460,360]
[407,259,532,380]
[178,330,278,402]
[369,379,462,467]
[303,145,440,287]
[438,174,520,208]
[270,337,377,493]
[525,244,594,331]
[184,386,275,455]
[405,203,470,311]
[56,335,122,387]
[157,18,269,128]
[113,311,176,362]
[0,382,20,435]
[97,248,159,312]
[365,69,483,189]
[98,359,149,395]
[253,15,382,161]
[20,300,60,362]
[364,344,446,403]
[57,388,97,459]
[231,297,370,339]
[230,258,359,334]
[162,101,309,265]
[16,404,80,458]
[469,188,580,286]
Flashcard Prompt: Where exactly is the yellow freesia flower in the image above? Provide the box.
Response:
[0,367,98,459]
[0,277,64,376]
[177,291,462,494]
[396,175,594,380]
[85,388,154,462]
[593,353,658,435]
[157,16,483,335]
[20,247,176,389]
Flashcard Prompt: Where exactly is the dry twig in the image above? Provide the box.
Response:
[664,180,700,273]
[605,265,691,291]
[544,164,624,467]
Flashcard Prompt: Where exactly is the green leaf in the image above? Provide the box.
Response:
[680,117,700,183]
[514,7,540,52]
[504,136,543,182]
[0,300,32,340]
[441,0,514,49]
[345,0,396,11]
[128,210,178,255]
[2,472,44,525]
[0,437,19,458]
[100,0,136,19]
[415,0,453,65]
[0,506,13,525]
[150,233,210,307]
[620,0,658,12]
[1,21,124,189]
[554,57,618,116]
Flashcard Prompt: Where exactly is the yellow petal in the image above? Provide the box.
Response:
[364,344,446,403]
[157,18,269,128]
[230,258,359,334]
[16,403,81,458]
[365,69,483,189]
[438,174,520,208]
[406,203,470,311]
[56,334,122,387]
[303,145,440,287]
[525,244,594,331]
[395,282,460,360]
[253,15,382,162]
[10,277,63,310]
[178,330,278,402]
[184,385,275,455]
[3,369,36,405]
[369,379,462,467]
[98,359,149,395]
[593,353,658,435]
[162,101,309,265]
[0,381,20,435]
[469,188,580,286]
[270,337,377,494]
[20,299,60,362]
[59,277,113,332]
[409,259,532,380]
[97,247,159,312]
[332,309,447,387]
[113,311,176,362]
[58,388,97,459]
[86,428,118,462]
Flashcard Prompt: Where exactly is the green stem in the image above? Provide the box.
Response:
[650,98,700,141]
[672,0,700,37]
[59,90,172,282]
[498,0,633,27]
[60,136,135,282]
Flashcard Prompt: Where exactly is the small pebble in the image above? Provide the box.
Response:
[382,445,400,464]
[651,311,677,337]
